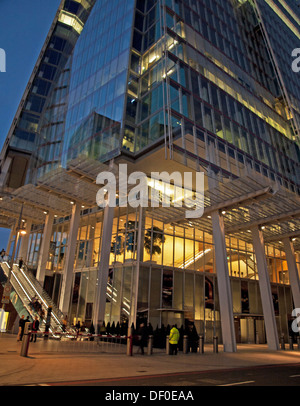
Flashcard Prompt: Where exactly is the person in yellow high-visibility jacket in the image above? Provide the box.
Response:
[169,325,180,355]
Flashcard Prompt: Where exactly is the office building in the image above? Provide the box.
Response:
[0,0,300,352]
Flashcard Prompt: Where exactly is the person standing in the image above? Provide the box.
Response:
[17,315,25,342]
[169,324,180,355]
[30,316,39,343]
[62,315,68,331]
[19,257,24,269]
[137,323,148,355]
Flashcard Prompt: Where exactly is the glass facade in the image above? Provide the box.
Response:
[23,205,300,341]
[30,0,300,190]
[3,0,97,186]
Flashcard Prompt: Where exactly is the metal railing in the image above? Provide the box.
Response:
[19,263,64,323]
[0,261,64,333]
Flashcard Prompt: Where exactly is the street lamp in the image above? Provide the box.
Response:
[9,227,26,270]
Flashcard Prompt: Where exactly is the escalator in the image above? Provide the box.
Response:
[0,261,64,334]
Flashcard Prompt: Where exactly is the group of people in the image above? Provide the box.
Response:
[17,315,39,342]
[0,248,24,267]
[29,296,45,318]
[137,323,180,355]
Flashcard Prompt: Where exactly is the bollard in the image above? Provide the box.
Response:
[147,335,153,355]
[289,336,294,350]
[166,336,170,355]
[199,335,204,354]
[280,334,285,350]
[20,322,32,358]
[127,326,133,356]
[183,335,188,354]
[297,336,300,350]
[213,336,218,353]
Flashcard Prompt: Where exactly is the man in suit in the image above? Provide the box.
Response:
[30,316,39,342]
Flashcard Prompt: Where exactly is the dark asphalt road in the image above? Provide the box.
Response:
[46,363,300,387]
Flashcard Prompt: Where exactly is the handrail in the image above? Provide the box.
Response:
[15,265,64,330]
[1,262,42,321]
[1,261,63,333]
[21,263,64,320]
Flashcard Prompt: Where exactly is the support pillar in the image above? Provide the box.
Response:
[93,202,114,331]
[18,220,32,262]
[59,203,81,315]
[36,213,54,286]
[6,223,16,257]
[283,238,300,310]
[211,210,237,352]
[251,226,279,350]
[129,206,145,328]
[86,220,96,267]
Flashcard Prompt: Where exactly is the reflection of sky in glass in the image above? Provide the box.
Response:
[257,0,300,124]
[62,0,134,166]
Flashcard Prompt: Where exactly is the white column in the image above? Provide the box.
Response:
[59,203,81,315]
[211,210,237,353]
[251,226,279,350]
[129,206,145,328]
[36,213,54,285]
[6,223,16,257]
[283,238,300,310]
[18,220,32,262]
[93,202,114,331]
[86,221,96,267]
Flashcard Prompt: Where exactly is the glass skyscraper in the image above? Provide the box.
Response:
[0,0,299,352]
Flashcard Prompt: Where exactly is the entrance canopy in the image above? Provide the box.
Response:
[0,158,299,251]
[145,174,300,252]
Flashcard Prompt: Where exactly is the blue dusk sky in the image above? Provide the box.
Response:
[0,0,61,249]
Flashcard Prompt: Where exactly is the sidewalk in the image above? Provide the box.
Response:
[1,333,300,386]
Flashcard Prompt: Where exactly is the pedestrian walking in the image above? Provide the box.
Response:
[19,257,24,269]
[30,316,39,342]
[169,324,180,355]
[17,315,25,342]
[137,323,148,355]
[62,315,68,331]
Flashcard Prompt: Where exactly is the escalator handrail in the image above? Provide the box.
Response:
[15,265,64,329]
[20,263,64,320]
[1,262,42,322]
[4,261,64,331]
